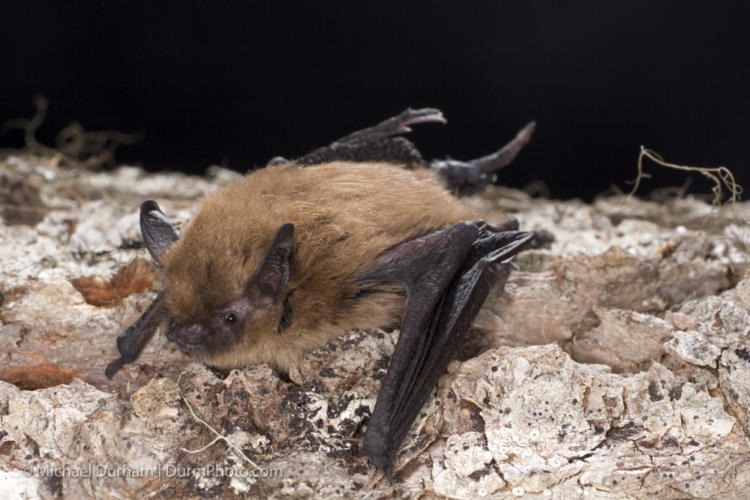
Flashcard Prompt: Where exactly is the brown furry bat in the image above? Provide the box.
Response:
[105,108,549,477]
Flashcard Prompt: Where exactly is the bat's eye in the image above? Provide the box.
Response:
[223,312,237,325]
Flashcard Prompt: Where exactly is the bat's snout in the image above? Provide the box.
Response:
[166,322,208,355]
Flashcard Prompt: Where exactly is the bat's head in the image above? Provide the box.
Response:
[133,200,294,366]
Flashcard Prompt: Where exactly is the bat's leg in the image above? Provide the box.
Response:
[105,293,166,378]
[358,222,535,477]
[431,121,536,196]
[295,108,445,166]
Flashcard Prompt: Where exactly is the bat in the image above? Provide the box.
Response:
[105,108,550,477]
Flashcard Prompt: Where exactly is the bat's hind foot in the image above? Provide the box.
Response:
[335,107,445,144]
[431,121,536,196]
[293,108,445,166]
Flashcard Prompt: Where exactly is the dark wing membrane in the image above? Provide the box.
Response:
[358,222,535,477]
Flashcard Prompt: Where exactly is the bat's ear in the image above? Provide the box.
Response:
[140,200,181,266]
[244,222,294,305]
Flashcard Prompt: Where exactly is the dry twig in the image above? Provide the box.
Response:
[629,146,742,205]
[1,95,142,169]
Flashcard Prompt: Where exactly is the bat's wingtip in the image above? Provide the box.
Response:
[385,466,393,482]
[518,120,537,142]
[365,454,394,482]
[104,357,124,379]
[363,430,397,480]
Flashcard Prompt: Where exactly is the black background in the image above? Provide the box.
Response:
[2,1,748,200]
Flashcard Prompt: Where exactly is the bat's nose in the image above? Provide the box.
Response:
[166,323,206,350]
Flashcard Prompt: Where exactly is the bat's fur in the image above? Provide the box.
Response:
[161,161,475,372]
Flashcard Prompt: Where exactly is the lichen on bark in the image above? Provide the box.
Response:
[1,152,750,498]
